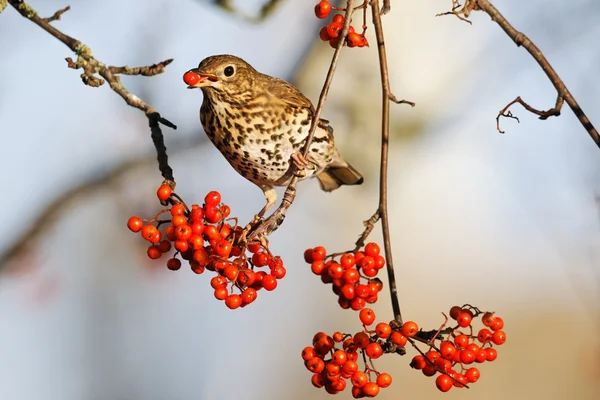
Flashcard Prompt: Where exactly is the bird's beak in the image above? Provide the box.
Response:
[186,69,220,89]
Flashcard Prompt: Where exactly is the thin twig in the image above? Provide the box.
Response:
[371,0,402,324]
[42,4,69,22]
[7,1,178,180]
[245,0,356,239]
[440,0,599,148]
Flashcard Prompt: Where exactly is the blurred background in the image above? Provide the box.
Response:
[1,0,599,399]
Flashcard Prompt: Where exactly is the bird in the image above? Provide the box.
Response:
[184,54,363,219]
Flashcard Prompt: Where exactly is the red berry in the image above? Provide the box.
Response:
[314,1,332,19]
[460,349,476,364]
[465,367,480,383]
[332,14,344,24]
[262,275,278,291]
[491,317,504,331]
[410,355,426,370]
[240,288,257,304]
[365,342,383,359]
[486,348,498,361]
[436,374,453,392]
[351,371,368,388]
[375,322,392,339]
[362,382,379,397]
[156,184,172,201]
[166,257,181,270]
[456,311,473,327]
[401,321,418,337]
[391,331,407,347]
[305,357,325,373]
[359,308,376,325]
[146,245,162,259]
[225,294,242,309]
[183,71,200,86]
[477,328,493,344]
[204,191,221,206]
[326,22,343,39]
[364,242,380,257]
[439,340,457,360]
[213,239,232,258]
[492,330,506,345]
[127,216,143,232]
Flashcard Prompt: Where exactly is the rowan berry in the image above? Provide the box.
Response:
[439,340,457,360]
[350,297,366,310]
[166,257,181,271]
[241,286,258,304]
[359,308,376,325]
[481,312,496,327]
[486,348,498,361]
[422,364,437,377]
[425,350,440,363]
[351,371,368,388]
[141,225,159,243]
[453,373,468,388]
[225,294,242,309]
[410,355,427,370]
[147,245,162,259]
[314,0,332,19]
[311,373,325,388]
[454,334,469,348]
[492,330,506,345]
[204,191,221,207]
[436,374,453,392]
[391,331,407,347]
[127,216,143,232]
[365,342,383,359]
[477,328,493,344]
[353,332,370,349]
[362,382,379,397]
[214,287,228,300]
[475,348,488,363]
[170,203,185,216]
[183,71,200,86]
[156,184,172,201]
[332,14,344,24]
[491,317,504,331]
[327,262,344,279]
[375,322,391,339]
[465,367,480,383]
[305,357,325,373]
[401,321,418,337]
[174,240,189,253]
[346,32,363,48]
[460,349,476,364]
[340,284,355,300]
[449,305,462,320]
[326,22,343,39]
[456,311,472,327]
[376,372,392,388]
[262,274,277,291]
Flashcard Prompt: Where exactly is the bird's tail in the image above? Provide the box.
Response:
[316,161,364,192]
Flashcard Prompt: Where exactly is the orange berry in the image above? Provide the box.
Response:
[156,184,172,201]
[376,372,392,388]
[326,22,343,39]
[262,274,277,291]
[342,360,358,375]
[225,294,242,309]
[204,190,221,206]
[127,216,143,232]
[359,308,376,325]
[439,340,457,360]
[141,225,161,244]
[332,14,344,24]
[365,342,383,359]
[146,245,162,259]
[454,334,469,348]
[301,346,316,361]
[364,242,380,257]
[305,357,325,373]
[465,367,480,383]
[491,317,504,331]
[410,355,426,370]
[351,371,368,388]
[486,348,498,361]
[362,382,379,397]
[314,0,332,19]
[492,330,506,345]
[170,203,185,216]
[436,374,453,392]
[311,373,325,388]
[390,331,407,347]
[213,239,232,258]
[456,312,472,328]
[400,321,418,337]
[183,71,199,86]
[460,349,476,364]
[477,328,493,344]
[375,322,391,339]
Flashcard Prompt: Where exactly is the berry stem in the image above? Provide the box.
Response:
[370,0,403,324]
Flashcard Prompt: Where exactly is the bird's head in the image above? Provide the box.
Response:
[184,54,256,96]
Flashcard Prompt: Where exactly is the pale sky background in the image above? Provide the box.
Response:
[1,1,599,399]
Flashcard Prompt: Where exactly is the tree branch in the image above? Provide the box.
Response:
[7,0,178,180]
[440,0,599,148]
[371,0,403,324]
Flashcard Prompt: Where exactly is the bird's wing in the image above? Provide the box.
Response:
[265,77,315,112]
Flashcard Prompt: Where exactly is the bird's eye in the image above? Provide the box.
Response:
[224,65,235,77]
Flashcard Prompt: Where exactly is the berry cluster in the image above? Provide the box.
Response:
[304,243,385,310]
[127,185,285,309]
[314,1,369,48]
[409,305,506,392]
[303,308,408,398]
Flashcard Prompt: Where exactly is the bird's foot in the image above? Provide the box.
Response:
[291,152,316,178]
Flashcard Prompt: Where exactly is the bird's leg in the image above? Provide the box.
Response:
[291,152,317,178]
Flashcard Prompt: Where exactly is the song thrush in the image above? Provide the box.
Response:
[185,54,363,218]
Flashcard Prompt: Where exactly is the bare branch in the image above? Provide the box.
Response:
[439,0,600,148]
[42,4,69,23]
[371,0,403,324]
[7,0,178,180]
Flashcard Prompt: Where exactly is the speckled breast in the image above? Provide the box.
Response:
[200,96,334,187]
